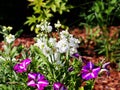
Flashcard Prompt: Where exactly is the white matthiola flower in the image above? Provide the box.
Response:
[46,25,52,33]
[49,38,56,47]
[43,45,52,55]
[41,25,45,31]
[60,30,69,39]
[70,48,78,56]
[34,38,45,49]
[6,34,15,43]
[56,39,69,53]
[7,26,13,31]
[2,26,7,32]
[34,36,54,56]
[54,20,61,28]
[36,21,52,33]
[36,24,41,28]
[69,35,80,48]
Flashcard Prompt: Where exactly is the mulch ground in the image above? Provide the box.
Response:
[0,26,120,90]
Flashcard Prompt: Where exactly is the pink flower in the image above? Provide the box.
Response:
[53,82,67,90]
[81,61,100,80]
[13,58,31,73]
[27,72,49,90]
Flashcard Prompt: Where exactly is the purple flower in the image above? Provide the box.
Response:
[13,58,31,73]
[100,62,110,75]
[53,82,67,90]
[72,53,80,58]
[102,62,110,69]
[27,73,49,90]
[81,61,100,80]
[72,53,88,64]
[67,66,74,72]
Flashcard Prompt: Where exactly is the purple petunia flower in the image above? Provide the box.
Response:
[67,66,74,72]
[53,82,67,90]
[13,58,31,73]
[99,62,110,75]
[102,62,110,69]
[27,72,49,90]
[81,61,100,80]
[72,53,80,58]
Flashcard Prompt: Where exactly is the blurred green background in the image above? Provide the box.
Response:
[0,0,120,33]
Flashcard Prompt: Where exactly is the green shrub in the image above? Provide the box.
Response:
[25,0,73,33]
[80,0,120,27]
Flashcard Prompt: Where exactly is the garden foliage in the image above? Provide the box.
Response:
[25,0,73,33]
[0,23,110,89]
[0,0,120,89]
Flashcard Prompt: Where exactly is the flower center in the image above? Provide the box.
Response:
[89,69,93,73]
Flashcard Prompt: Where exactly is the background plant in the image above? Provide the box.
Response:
[0,22,109,89]
[78,0,120,68]
[82,25,120,71]
[80,0,120,27]
[0,26,28,89]
[25,0,73,33]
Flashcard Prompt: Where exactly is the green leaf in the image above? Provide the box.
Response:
[10,47,18,58]
[86,13,95,22]
[30,25,35,31]
[94,2,100,13]
[51,4,56,12]
[25,15,37,25]
[110,0,117,4]
[15,29,23,38]
[105,6,115,15]
[100,1,104,11]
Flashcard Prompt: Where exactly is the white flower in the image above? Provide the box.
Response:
[56,39,69,53]
[70,47,78,56]
[69,36,80,48]
[43,45,52,55]
[36,24,41,28]
[37,21,53,33]
[46,25,52,33]
[60,30,69,39]
[54,20,61,28]
[49,38,56,47]
[7,26,13,31]
[41,25,45,31]
[6,34,15,43]
[34,39,44,49]
[34,36,55,56]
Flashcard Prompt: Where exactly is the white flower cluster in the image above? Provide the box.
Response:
[56,30,80,55]
[54,20,61,28]
[2,26,13,32]
[35,33,56,55]
[5,34,15,43]
[34,35,62,64]
[34,21,80,66]
[36,21,52,33]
